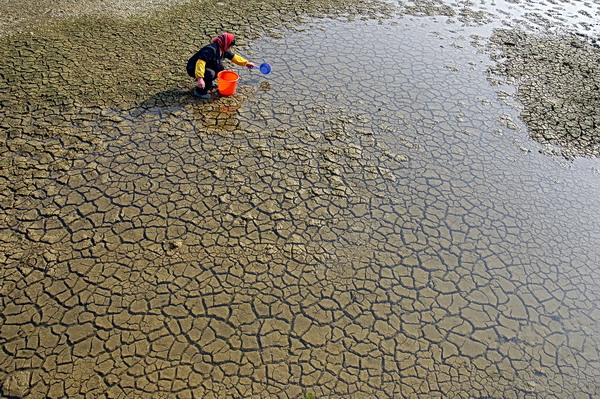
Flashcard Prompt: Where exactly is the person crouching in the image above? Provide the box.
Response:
[186,32,256,99]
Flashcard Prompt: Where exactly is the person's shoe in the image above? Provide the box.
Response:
[192,88,211,99]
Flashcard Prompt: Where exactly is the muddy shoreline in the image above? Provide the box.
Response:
[489,29,600,159]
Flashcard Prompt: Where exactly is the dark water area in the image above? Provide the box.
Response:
[1,0,599,398]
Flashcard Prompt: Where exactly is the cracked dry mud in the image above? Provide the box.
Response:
[1,0,600,398]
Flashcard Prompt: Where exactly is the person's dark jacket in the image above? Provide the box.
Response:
[186,42,247,79]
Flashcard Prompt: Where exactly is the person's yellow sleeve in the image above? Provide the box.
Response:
[194,59,206,78]
[231,54,248,66]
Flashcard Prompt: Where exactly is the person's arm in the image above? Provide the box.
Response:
[194,46,214,79]
[195,46,215,85]
[194,60,206,88]
[231,54,248,66]
[226,51,256,69]
[195,59,206,79]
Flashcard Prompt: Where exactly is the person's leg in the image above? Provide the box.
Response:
[202,69,217,91]
[193,68,216,98]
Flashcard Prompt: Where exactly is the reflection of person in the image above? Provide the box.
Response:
[186,32,256,99]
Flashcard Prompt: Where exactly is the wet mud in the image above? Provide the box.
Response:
[1,0,600,398]
[489,30,600,159]
[399,0,600,159]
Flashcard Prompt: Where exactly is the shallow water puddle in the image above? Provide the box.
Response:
[1,11,599,399]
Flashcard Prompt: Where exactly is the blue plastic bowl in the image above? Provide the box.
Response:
[259,63,271,75]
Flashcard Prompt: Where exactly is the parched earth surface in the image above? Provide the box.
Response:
[1,0,600,398]
[488,29,600,159]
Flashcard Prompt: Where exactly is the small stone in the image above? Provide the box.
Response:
[170,240,183,249]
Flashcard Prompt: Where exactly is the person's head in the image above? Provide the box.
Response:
[212,32,236,52]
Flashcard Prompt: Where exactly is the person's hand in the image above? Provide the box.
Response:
[197,78,205,88]
[246,62,256,69]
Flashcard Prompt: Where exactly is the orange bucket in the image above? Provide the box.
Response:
[217,70,239,96]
